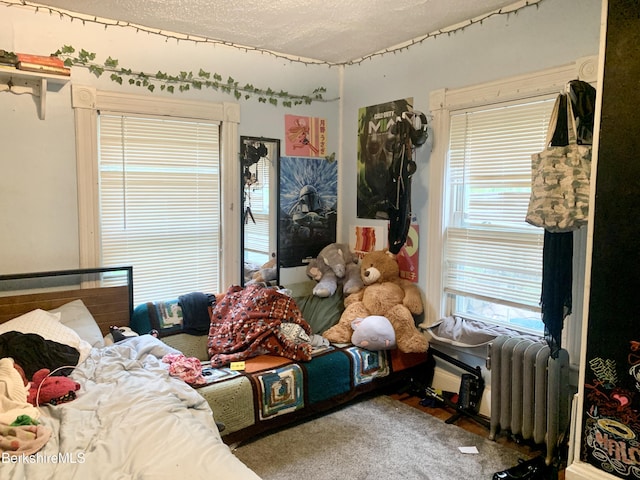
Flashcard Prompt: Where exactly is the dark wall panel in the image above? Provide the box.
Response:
[580,1,640,478]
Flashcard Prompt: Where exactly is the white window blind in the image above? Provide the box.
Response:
[445,98,555,328]
[99,114,221,304]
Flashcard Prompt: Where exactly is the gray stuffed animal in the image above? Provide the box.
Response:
[306,243,363,298]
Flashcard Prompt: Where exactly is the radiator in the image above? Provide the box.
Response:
[487,335,570,464]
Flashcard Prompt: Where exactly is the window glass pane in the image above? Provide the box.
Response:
[99,114,220,304]
[445,97,556,332]
[453,295,545,334]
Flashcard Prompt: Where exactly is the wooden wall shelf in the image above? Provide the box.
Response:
[0,67,70,120]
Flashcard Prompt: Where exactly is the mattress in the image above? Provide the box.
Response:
[192,343,428,443]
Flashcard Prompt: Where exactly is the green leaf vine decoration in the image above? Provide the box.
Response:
[55,45,328,107]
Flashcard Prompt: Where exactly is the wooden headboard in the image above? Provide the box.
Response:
[0,267,133,336]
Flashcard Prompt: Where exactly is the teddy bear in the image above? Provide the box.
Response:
[322,249,428,353]
[27,369,81,406]
[305,242,363,298]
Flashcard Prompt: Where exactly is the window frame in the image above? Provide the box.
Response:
[425,57,597,359]
[72,85,241,290]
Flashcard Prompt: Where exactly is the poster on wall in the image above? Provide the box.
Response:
[278,156,337,268]
[396,222,419,283]
[357,97,414,220]
[581,346,640,479]
[349,221,419,282]
[349,224,386,260]
[284,115,327,157]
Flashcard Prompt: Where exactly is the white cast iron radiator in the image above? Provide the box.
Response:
[487,335,570,464]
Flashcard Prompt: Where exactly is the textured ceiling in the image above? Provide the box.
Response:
[32,0,520,64]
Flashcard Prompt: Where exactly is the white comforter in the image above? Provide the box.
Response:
[0,335,261,480]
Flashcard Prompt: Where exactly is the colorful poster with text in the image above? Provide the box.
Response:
[285,115,327,157]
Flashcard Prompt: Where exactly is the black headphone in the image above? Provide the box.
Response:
[402,111,429,146]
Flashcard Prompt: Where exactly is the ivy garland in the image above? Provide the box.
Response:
[55,45,328,107]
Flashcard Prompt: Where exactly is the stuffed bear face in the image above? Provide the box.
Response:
[359,250,400,286]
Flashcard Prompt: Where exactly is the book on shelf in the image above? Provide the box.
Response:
[17,62,71,76]
[16,53,64,68]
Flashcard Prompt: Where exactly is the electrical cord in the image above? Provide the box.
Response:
[34,364,78,410]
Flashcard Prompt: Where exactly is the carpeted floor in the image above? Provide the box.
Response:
[233,395,529,480]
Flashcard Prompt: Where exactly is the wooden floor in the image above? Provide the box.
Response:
[391,392,565,479]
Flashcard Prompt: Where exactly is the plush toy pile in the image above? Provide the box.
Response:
[323,249,428,353]
[305,242,363,298]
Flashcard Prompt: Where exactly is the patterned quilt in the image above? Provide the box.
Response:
[196,345,429,443]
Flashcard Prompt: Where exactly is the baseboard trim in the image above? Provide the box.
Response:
[565,461,621,480]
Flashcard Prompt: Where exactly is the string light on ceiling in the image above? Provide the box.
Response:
[4,0,545,67]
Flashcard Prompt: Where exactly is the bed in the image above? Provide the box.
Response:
[131,280,430,444]
[0,267,261,480]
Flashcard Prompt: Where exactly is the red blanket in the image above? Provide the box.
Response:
[207,284,312,367]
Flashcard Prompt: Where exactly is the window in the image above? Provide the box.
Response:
[72,86,240,305]
[445,98,554,333]
[99,114,220,304]
[426,58,596,348]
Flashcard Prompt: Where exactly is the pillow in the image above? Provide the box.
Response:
[289,281,345,335]
[351,315,396,350]
[0,309,92,364]
[49,299,105,348]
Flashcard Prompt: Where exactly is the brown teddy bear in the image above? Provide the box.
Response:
[323,249,428,353]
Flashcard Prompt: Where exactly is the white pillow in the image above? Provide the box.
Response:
[49,299,105,348]
[0,309,92,364]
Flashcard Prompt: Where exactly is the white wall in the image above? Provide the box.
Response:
[0,4,340,274]
[339,0,603,314]
[0,0,603,281]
